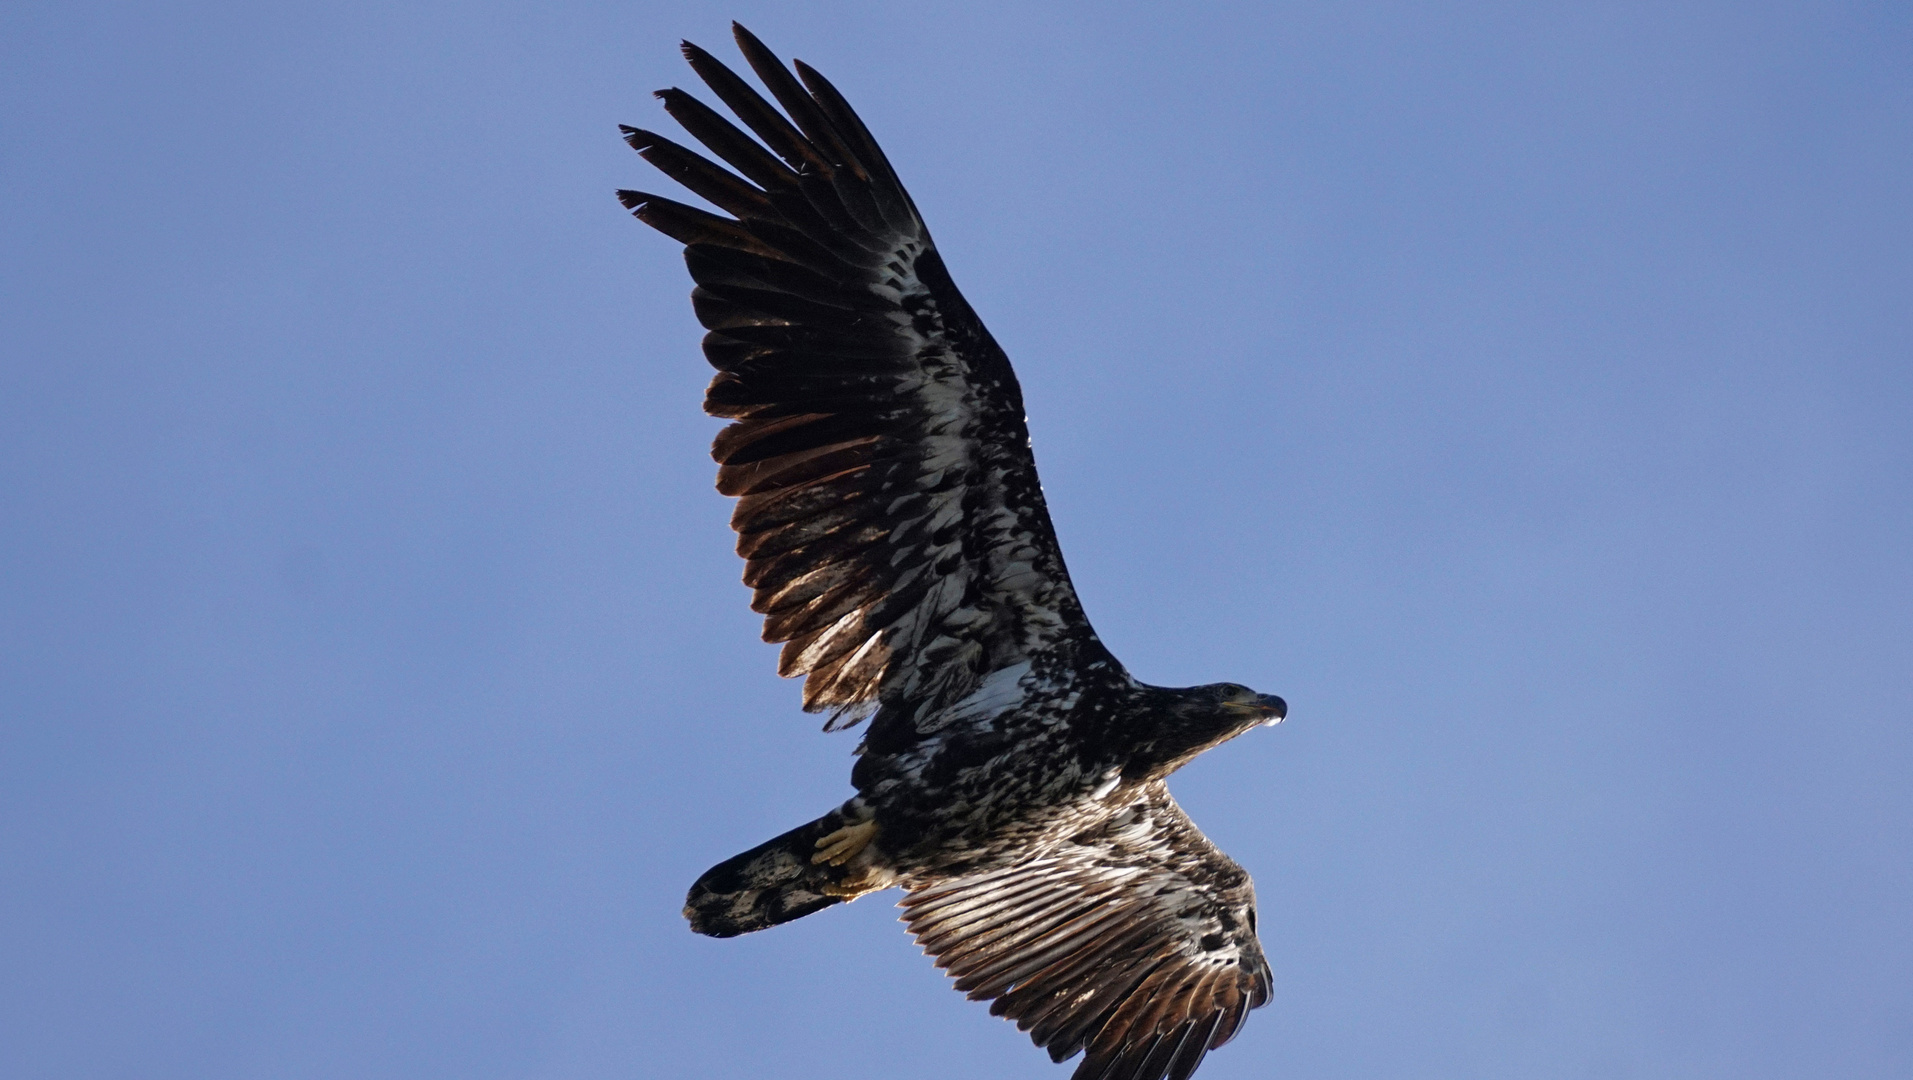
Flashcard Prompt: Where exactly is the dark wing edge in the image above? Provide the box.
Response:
[620,23,1092,729]
[899,785,1274,1080]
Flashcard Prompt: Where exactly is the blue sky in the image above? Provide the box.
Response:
[3,2,1909,1078]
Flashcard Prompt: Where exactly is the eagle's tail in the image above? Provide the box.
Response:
[684,806,865,938]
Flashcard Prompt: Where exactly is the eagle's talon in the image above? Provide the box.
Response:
[812,819,878,867]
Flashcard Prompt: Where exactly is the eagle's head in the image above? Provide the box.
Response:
[1204,682,1288,729]
[1134,682,1287,778]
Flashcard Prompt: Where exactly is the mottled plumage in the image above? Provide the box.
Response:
[621,25,1288,1080]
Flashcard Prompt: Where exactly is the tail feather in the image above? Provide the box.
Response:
[685,809,854,937]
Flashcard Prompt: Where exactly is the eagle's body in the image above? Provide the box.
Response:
[621,25,1289,1080]
[853,652,1253,879]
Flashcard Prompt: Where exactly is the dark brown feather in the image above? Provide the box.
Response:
[652,88,795,191]
[713,439,880,497]
[728,27,894,237]
[622,127,773,220]
[791,59,917,231]
[680,39,827,174]
[619,192,782,259]
[730,24,861,175]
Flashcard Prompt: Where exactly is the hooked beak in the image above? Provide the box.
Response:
[1224,694,1288,726]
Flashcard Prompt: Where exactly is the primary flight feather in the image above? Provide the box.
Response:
[620,24,1288,1080]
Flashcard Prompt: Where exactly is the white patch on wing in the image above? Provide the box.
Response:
[918,660,1032,735]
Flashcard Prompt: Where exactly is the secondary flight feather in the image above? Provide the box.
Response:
[620,24,1288,1080]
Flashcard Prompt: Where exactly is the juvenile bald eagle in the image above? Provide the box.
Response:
[621,25,1289,1080]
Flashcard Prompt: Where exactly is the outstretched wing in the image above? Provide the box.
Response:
[900,785,1273,1080]
[621,24,1095,729]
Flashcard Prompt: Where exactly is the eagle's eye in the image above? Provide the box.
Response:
[1217,683,1249,700]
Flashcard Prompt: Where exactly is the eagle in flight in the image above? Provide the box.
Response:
[620,25,1289,1080]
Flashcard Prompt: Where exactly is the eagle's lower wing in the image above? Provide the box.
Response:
[621,24,1093,728]
[899,785,1272,1080]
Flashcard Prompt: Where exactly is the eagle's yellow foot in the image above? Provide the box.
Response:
[811,819,878,867]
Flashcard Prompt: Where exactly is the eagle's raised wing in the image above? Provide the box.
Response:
[899,784,1272,1080]
[621,24,1094,729]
